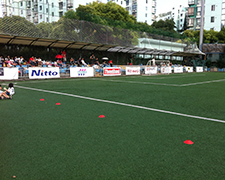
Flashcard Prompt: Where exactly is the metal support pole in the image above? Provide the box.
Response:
[199,0,205,51]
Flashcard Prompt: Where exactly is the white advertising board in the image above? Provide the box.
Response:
[185,66,193,73]
[103,67,121,76]
[0,67,18,80]
[145,66,157,74]
[126,67,140,75]
[196,66,203,72]
[70,67,94,77]
[161,67,171,74]
[29,67,60,79]
[174,67,183,73]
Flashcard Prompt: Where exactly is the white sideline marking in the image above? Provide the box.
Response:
[181,79,225,86]
[15,85,225,124]
[94,79,180,87]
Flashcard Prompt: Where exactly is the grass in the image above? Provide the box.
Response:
[1,72,225,179]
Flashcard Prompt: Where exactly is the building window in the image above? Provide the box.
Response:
[21,10,23,15]
[211,16,215,22]
[40,15,42,19]
[121,1,123,5]
[210,28,214,30]
[146,6,148,11]
[46,0,48,4]
[40,6,42,11]
[211,5,215,11]
[181,13,183,17]
[145,20,147,23]
[188,7,195,15]
[146,0,148,3]
[46,17,49,22]
[20,2,23,6]
[46,8,48,13]
[145,13,147,17]
[52,12,54,17]
[52,3,54,8]
[126,0,129,6]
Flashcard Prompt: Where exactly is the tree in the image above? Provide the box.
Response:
[0,16,41,37]
[151,19,176,32]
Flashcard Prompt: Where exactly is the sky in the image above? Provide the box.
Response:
[156,0,188,15]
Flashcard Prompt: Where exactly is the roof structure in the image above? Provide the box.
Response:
[0,34,205,57]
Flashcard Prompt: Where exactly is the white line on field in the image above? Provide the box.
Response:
[180,79,225,86]
[15,85,225,124]
[93,79,180,86]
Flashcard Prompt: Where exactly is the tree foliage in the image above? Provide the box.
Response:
[151,19,176,32]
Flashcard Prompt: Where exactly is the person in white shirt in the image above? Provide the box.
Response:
[0,85,3,94]
[81,58,87,67]
[152,57,156,66]
[0,83,15,99]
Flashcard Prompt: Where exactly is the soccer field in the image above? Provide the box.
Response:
[1,72,225,179]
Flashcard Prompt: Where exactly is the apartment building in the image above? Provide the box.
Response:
[187,0,224,31]
[0,0,156,25]
[156,5,187,32]
[125,0,156,25]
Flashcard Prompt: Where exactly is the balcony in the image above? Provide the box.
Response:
[188,0,195,5]
[67,2,73,8]
[33,16,38,23]
[27,9,31,16]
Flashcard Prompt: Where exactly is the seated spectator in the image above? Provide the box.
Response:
[102,61,108,67]
[37,57,42,66]
[29,56,37,66]
[95,58,100,66]
[0,56,4,66]
[109,60,113,67]
[0,83,15,99]
[77,57,81,67]
[70,57,75,66]
[57,59,63,67]
[0,85,3,94]
[81,58,87,67]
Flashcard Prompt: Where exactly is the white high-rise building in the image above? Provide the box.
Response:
[156,5,187,32]
[0,0,156,25]
[125,0,157,25]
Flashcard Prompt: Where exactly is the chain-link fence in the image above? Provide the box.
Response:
[0,15,191,47]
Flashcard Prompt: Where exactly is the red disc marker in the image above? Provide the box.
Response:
[183,140,194,145]
[56,103,61,105]
[99,115,105,118]
[40,99,45,101]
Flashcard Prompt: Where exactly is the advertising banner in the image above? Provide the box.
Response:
[126,67,140,75]
[185,66,193,73]
[196,66,203,72]
[70,67,94,77]
[103,67,121,76]
[0,67,18,80]
[29,67,60,79]
[145,66,157,74]
[161,66,171,74]
[174,67,183,73]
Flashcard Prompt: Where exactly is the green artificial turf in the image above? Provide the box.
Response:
[1,72,225,179]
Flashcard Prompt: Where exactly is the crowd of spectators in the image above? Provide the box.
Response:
[0,53,114,68]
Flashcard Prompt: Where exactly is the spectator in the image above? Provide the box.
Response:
[70,57,75,66]
[81,58,87,67]
[37,57,42,66]
[109,60,113,67]
[77,57,81,67]
[57,59,63,67]
[0,85,3,94]
[95,57,100,66]
[152,57,156,66]
[90,54,95,66]
[61,50,66,62]
[0,83,15,99]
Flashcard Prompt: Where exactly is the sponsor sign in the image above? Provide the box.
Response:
[103,67,121,76]
[0,67,18,80]
[126,67,140,75]
[185,66,193,73]
[70,67,94,77]
[196,66,203,72]
[29,67,60,79]
[145,66,157,74]
[174,67,183,73]
[161,66,171,74]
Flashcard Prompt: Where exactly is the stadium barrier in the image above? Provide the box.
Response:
[0,65,222,80]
